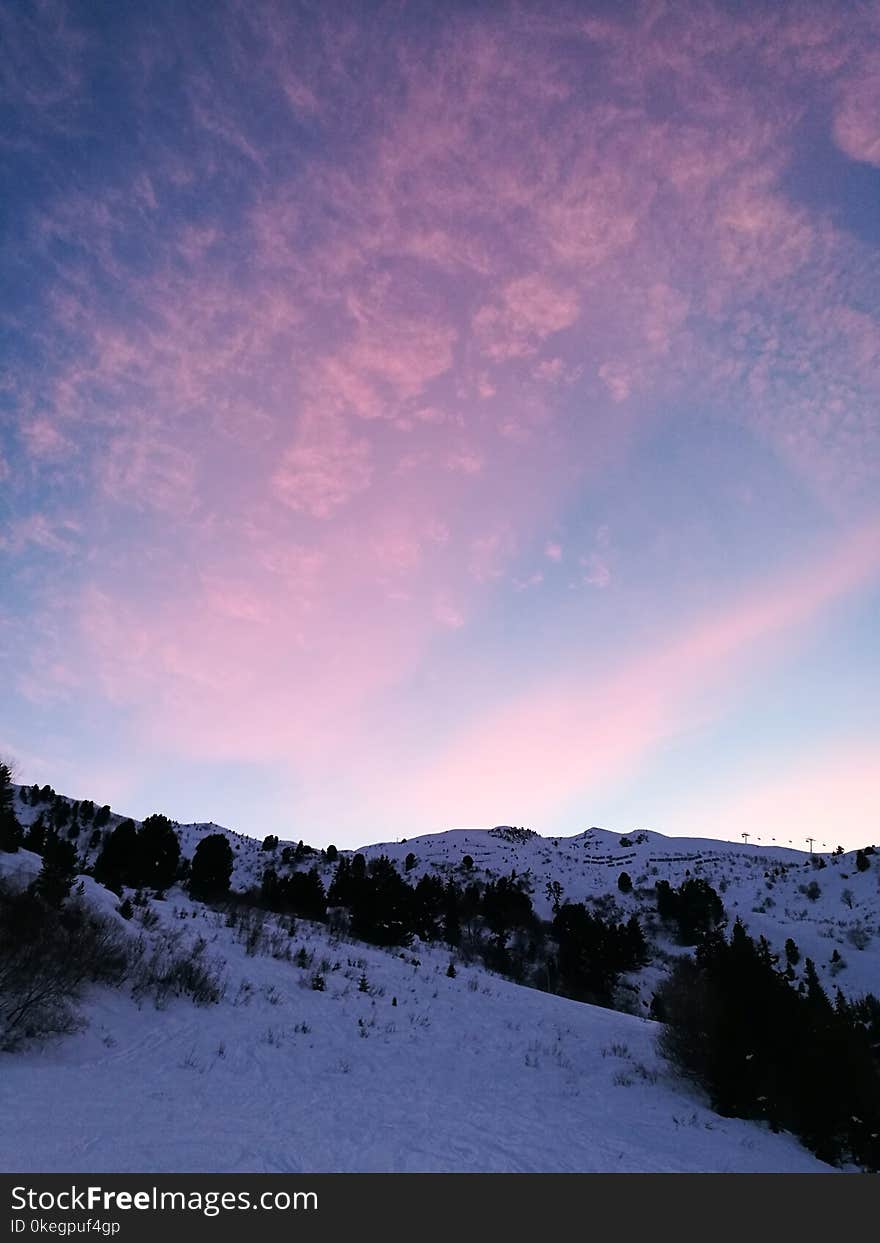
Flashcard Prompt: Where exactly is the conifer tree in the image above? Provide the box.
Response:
[136,814,181,891]
[0,762,23,853]
[94,819,138,890]
[23,813,47,855]
[189,834,234,900]
[32,836,78,908]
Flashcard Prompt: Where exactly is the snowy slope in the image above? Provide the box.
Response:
[0,860,832,1173]
[4,784,877,1172]
[352,825,880,1001]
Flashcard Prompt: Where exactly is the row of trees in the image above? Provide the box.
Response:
[654,920,880,1170]
[7,777,111,836]
[94,815,181,891]
[2,763,235,906]
[94,817,235,900]
[656,877,725,943]
[553,904,648,1003]
[1,768,116,855]
[323,854,538,950]
[256,851,652,1003]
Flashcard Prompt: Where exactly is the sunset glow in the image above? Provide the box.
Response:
[2,1,879,847]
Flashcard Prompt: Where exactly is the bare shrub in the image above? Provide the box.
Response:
[846,924,872,952]
[131,928,226,1007]
[0,882,130,1049]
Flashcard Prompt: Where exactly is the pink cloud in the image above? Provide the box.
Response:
[833,62,880,167]
[99,431,197,517]
[0,514,81,556]
[6,1,880,842]
[272,420,373,519]
[0,0,89,138]
[19,5,879,529]
[20,417,73,460]
[468,528,517,584]
[513,572,544,592]
[473,275,580,361]
[581,555,611,590]
[597,361,634,403]
[200,576,267,624]
[446,449,483,475]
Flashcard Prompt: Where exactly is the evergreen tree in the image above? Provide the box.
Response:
[655,879,676,921]
[284,867,327,921]
[261,866,280,906]
[624,913,649,966]
[676,877,725,942]
[655,921,880,1169]
[442,882,462,947]
[50,798,71,831]
[656,877,724,942]
[32,835,78,908]
[412,873,445,940]
[481,876,534,942]
[189,834,234,900]
[348,856,413,946]
[136,814,181,891]
[94,819,138,890]
[22,813,47,855]
[617,871,633,894]
[553,904,647,1003]
[0,763,23,853]
[327,857,353,907]
[459,882,482,938]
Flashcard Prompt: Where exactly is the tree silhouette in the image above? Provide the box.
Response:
[0,763,23,853]
[190,834,234,900]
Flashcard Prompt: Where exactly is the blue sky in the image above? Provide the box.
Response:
[2,1,879,847]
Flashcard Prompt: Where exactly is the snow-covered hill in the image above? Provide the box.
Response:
[353,824,880,1002]
[10,785,880,1001]
[0,851,831,1173]
[3,783,878,1172]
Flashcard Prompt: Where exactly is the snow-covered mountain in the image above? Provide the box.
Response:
[2,784,878,1172]
[354,824,880,1003]
[15,787,876,1000]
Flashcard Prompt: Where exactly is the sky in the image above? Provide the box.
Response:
[1,0,879,850]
